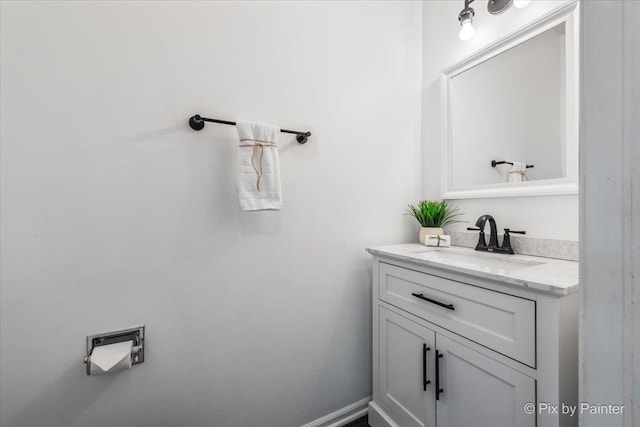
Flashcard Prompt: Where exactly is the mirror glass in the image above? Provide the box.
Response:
[449,23,567,189]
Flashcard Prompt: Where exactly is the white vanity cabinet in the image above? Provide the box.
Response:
[367,245,579,427]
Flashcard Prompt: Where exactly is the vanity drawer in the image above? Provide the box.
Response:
[379,262,536,367]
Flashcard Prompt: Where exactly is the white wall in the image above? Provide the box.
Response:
[0,2,422,427]
[422,0,578,240]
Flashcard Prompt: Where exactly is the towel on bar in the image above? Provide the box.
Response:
[235,121,283,211]
[508,161,528,183]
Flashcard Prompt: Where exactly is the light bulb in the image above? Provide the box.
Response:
[513,0,531,8]
[459,20,474,41]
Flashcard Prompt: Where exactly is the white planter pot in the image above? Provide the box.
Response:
[419,227,444,244]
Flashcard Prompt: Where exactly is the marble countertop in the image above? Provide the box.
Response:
[366,244,579,296]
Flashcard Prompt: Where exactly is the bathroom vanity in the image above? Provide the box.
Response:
[366,244,579,427]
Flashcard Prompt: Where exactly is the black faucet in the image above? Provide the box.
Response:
[467,215,526,254]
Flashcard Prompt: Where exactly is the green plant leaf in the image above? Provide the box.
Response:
[405,200,464,228]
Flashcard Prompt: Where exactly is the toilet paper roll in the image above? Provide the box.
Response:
[89,340,133,375]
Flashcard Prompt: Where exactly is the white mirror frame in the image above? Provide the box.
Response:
[441,1,579,199]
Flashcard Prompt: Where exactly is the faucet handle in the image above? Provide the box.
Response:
[504,228,526,235]
[467,227,487,249]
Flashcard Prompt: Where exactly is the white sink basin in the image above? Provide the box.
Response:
[409,246,546,272]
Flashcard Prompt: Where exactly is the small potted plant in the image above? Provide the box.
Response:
[407,200,463,244]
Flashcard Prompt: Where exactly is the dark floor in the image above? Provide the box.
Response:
[344,415,369,427]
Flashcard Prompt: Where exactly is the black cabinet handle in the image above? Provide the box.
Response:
[423,344,431,391]
[435,350,444,400]
[412,293,455,311]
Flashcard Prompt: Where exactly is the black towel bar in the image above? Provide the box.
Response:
[188,114,311,144]
[491,160,534,168]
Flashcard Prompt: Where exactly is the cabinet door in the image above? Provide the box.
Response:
[379,307,436,427]
[435,334,536,427]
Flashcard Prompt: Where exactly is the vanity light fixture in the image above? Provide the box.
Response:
[513,0,532,8]
[487,0,514,15]
[458,0,531,41]
[458,0,475,41]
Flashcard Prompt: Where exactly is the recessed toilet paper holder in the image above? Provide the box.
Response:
[84,325,145,375]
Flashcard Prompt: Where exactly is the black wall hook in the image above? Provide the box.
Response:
[188,114,311,144]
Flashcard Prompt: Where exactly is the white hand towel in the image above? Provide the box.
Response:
[424,235,451,247]
[236,121,282,211]
[508,161,528,183]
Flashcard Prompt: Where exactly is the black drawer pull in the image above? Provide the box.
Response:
[411,293,455,311]
[423,344,431,391]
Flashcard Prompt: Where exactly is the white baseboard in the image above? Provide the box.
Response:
[301,396,372,427]
[367,401,400,427]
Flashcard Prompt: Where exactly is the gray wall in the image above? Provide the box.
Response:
[0,2,423,426]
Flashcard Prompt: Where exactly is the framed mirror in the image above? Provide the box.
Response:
[441,1,579,199]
